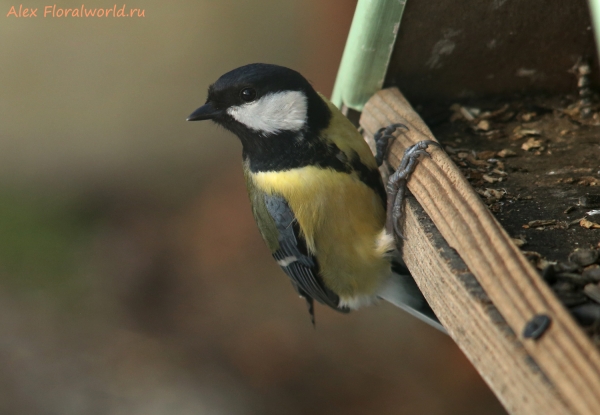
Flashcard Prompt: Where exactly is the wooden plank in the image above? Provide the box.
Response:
[401,196,571,415]
[360,88,600,415]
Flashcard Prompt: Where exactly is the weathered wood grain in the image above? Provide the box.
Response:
[360,88,600,415]
[401,197,570,415]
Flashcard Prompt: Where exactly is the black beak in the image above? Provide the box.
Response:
[187,102,221,121]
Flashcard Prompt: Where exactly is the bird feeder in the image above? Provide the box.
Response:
[332,1,600,414]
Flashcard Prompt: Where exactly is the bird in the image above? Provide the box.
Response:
[187,63,444,332]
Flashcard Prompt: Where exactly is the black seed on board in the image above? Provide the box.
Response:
[554,261,581,274]
[555,272,590,286]
[555,290,588,307]
[523,314,552,340]
[583,266,600,282]
[568,249,599,267]
[571,303,600,326]
[542,265,557,284]
[584,283,600,304]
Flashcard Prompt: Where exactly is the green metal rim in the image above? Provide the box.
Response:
[331,0,407,112]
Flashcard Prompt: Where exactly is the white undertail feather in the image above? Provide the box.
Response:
[337,232,394,310]
[374,229,395,257]
[338,294,379,310]
[227,90,307,135]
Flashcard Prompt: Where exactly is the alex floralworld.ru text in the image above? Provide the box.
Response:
[7,4,145,17]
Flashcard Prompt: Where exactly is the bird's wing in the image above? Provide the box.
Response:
[263,193,344,312]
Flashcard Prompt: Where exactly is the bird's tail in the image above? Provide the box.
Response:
[377,260,447,334]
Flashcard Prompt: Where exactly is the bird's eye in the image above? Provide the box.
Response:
[240,88,257,102]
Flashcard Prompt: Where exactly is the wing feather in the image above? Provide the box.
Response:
[264,194,345,311]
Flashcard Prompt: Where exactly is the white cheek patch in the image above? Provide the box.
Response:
[226,90,307,135]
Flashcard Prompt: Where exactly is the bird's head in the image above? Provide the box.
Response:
[187,63,330,141]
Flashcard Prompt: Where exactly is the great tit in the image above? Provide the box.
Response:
[188,63,444,332]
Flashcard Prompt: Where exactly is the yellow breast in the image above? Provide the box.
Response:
[251,166,393,300]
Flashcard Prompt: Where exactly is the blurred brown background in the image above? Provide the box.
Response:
[0,1,505,414]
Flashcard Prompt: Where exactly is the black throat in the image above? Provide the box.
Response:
[245,129,347,173]
[211,86,387,207]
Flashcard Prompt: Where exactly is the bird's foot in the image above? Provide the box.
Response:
[374,123,408,167]
[387,140,441,240]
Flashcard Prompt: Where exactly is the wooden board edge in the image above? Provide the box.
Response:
[360,87,600,415]
[402,196,571,415]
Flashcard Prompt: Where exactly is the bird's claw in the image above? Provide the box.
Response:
[387,140,440,241]
[393,222,407,241]
[374,123,409,167]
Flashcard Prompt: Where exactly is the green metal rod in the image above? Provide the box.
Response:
[331,0,407,111]
[589,0,600,61]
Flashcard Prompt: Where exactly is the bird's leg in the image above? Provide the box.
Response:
[374,123,408,167]
[386,140,441,240]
